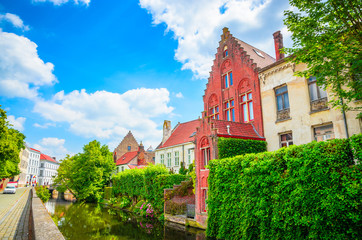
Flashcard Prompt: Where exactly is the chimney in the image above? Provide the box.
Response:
[273,31,284,61]
[137,141,145,165]
[227,125,230,135]
[162,120,172,144]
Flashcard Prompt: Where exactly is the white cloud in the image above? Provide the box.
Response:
[32,0,90,6]
[0,13,29,31]
[175,92,184,98]
[139,0,271,79]
[33,122,56,128]
[0,30,57,99]
[33,88,173,149]
[33,137,70,161]
[7,115,26,131]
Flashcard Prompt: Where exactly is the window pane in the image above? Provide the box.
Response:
[309,83,318,101]
[225,75,228,88]
[276,86,287,94]
[242,95,247,102]
[249,101,254,120]
[284,93,289,109]
[227,110,230,121]
[318,86,327,98]
[216,106,219,112]
[231,100,234,106]
[229,72,233,86]
[281,134,287,141]
[277,95,283,111]
[243,104,248,122]
[308,76,316,83]
[232,108,235,121]
[248,93,252,100]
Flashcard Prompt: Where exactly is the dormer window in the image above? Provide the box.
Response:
[223,71,233,88]
[223,45,228,57]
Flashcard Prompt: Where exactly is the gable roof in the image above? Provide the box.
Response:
[40,153,58,164]
[30,148,40,153]
[116,151,138,166]
[211,119,264,140]
[235,38,275,69]
[157,119,199,149]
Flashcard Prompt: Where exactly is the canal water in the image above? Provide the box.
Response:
[45,199,206,240]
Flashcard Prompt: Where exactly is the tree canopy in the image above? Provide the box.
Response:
[284,0,362,117]
[0,105,25,179]
[54,140,116,202]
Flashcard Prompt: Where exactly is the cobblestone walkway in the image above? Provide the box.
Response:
[0,187,31,240]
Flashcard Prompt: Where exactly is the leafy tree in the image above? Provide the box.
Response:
[0,105,25,179]
[54,140,115,202]
[284,0,362,118]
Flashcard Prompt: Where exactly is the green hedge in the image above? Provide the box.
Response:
[207,135,362,240]
[112,164,188,214]
[104,187,112,200]
[35,186,51,203]
[217,137,267,159]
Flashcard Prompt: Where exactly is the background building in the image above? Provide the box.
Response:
[38,153,59,186]
[155,120,198,173]
[16,145,30,187]
[26,148,41,185]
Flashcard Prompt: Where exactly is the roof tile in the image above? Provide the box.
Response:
[158,119,199,149]
[116,151,138,166]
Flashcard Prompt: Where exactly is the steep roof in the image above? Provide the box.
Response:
[40,153,58,163]
[235,38,275,69]
[211,119,264,140]
[158,119,199,149]
[116,151,138,166]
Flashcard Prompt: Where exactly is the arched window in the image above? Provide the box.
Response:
[240,92,254,122]
[223,45,228,57]
[200,137,210,169]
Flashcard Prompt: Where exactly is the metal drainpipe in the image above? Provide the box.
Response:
[182,145,185,166]
[340,97,350,138]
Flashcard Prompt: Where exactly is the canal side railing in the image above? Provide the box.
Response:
[31,188,65,240]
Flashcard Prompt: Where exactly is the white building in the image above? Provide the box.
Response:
[26,148,41,185]
[39,153,59,186]
[155,120,199,173]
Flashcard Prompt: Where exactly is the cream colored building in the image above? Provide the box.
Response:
[16,146,30,187]
[155,120,198,173]
[259,60,361,151]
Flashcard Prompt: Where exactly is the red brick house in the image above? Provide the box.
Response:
[194,28,273,227]
[115,143,153,172]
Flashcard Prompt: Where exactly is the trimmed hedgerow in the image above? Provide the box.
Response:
[104,187,113,200]
[217,137,267,159]
[112,164,188,214]
[207,136,362,240]
[350,133,362,162]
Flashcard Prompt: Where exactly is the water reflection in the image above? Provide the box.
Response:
[45,199,206,240]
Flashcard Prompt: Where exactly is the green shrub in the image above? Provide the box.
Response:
[104,187,112,200]
[207,138,362,240]
[217,137,267,159]
[35,186,51,203]
[350,133,362,162]
[112,164,188,214]
[165,201,186,215]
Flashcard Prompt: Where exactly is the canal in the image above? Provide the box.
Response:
[45,199,206,240]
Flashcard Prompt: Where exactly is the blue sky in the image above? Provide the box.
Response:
[0,0,291,159]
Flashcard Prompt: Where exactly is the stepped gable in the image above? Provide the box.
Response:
[113,131,139,162]
[211,119,263,139]
[158,119,199,149]
[115,151,138,166]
